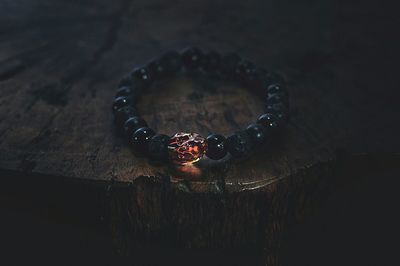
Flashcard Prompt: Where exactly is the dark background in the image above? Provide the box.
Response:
[1,0,399,265]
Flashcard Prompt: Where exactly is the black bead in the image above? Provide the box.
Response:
[115,86,133,98]
[219,52,241,79]
[257,113,281,131]
[224,131,254,158]
[246,123,267,145]
[265,103,289,117]
[117,74,144,102]
[115,85,143,103]
[112,96,130,113]
[181,47,203,70]
[114,105,138,127]
[206,134,227,160]
[267,92,289,106]
[131,67,152,87]
[235,60,256,83]
[148,134,170,161]
[267,83,286,94]
[263,72,285,87]
[130,127,155,153]
[203,51,221,74]
[123,116,148,136]
[119,75,133,87]
[160,51,182,74]
[147,59,168,79]
[268,110,289,123]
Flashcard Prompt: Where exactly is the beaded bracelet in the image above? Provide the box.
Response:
[112,47,289,165]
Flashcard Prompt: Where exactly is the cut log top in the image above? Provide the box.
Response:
[0,0,398,192]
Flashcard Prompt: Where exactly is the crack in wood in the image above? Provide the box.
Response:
[27,110,61,146]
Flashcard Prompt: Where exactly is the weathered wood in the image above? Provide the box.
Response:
[0,0,398,265]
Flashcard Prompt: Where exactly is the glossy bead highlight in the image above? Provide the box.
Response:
[130,127,155,153]
[112,96,130,113]
[206,134,227,160]
[236,59,256,83]
[257,113,280,130]
[123,116,148,136]
[131,67,152,86]
[115,86,133,98]
[147,59,168,79]
[181,47,203,69]
[246,123,267,145]
[224,131,253,158]
[113,105,138,128]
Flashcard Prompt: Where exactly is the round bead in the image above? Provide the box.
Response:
[168,132,207,164]
[203,51,221,74]
[263,72,285,87]
[119,75,133,87]
[123,116,148,136]
[130,127,155,153]
[114,105,138,127]
[267,92,289,106]
[112,96,130,113]
[267,83,286,94]
[131,67,152,87]
[257,113,280,131]
[219,52,241,79]
[206,134,227,160]
[160,51,182,74]
[235,60,256,83]
[148,134,170,161]
[181,47,203,70]
[265,103,289,119]
[115,86,133,98]
[115,84,143,103]
[246,123,267,145]
[147,59,168,79]
[269,110,289,123]
[224,131,254,158]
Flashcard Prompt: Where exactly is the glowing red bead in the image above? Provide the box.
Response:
[168,132,207,165]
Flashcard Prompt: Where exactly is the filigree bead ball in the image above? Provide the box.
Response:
[168,132,207,165]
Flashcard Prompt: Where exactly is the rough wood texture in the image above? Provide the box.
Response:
[0,0,398,265]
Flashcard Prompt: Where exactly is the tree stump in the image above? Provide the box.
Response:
[0,0,398,265]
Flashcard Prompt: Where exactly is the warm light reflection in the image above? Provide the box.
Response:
[175,163,202,177]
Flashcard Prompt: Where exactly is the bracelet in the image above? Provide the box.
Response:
[112,47,289,165]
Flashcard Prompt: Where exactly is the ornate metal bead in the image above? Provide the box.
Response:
[168,132,207,165]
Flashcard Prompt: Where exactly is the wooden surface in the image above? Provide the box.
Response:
[1,0,397,186]
[0,0,399,265]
